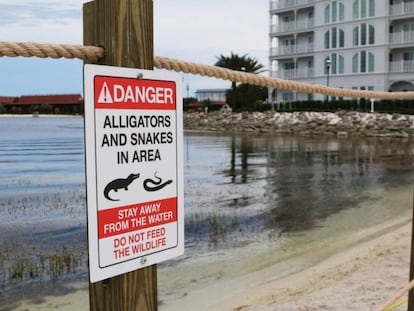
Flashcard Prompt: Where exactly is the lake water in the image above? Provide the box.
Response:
[1,116,414,308]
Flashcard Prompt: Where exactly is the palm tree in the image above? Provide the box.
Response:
[215,52,264,111]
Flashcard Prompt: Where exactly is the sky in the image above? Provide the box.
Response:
[0,0,269,98]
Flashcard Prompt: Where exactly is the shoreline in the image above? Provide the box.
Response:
[159,184,414,311]
[184,111,414,139]
[0,114,81,118]
[7,209,412,311]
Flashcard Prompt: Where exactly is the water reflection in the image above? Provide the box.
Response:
[184,132,414,247]
[1,118,414,299]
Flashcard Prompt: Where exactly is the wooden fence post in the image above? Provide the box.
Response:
[83,1,157,310]
[408,189,414,311]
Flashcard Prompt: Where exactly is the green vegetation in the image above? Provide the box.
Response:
[215,52,266,111]
[273,99,414,114]
[0,244,81,285]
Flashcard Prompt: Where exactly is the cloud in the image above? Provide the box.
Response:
[154,0,269,95]
[0,1,84,43]
[0,0,270,97]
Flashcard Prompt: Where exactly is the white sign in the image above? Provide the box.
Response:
[84,64,184,283]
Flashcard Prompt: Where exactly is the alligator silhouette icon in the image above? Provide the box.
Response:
[104,173,140,201]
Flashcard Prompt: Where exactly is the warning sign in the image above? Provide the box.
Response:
[83,64,184,283]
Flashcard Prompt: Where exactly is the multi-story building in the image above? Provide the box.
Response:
[269,0,414,103]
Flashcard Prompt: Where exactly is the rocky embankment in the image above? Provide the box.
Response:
[184,111,414,138]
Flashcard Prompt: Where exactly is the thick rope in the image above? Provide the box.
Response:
[376,279,414,311]
[153,56,414,100]
[0,41,103,62]
[1,41,414,100]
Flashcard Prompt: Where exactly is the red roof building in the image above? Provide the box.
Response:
[2,94,83,114]
[0,96,17,105]
[17,94,82,105]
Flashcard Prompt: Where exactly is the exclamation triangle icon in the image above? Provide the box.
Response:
[97,82,113,104]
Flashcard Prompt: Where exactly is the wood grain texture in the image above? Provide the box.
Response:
[84,1,157,310]
[84,0,153,69]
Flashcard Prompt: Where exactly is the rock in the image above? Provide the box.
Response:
[182,111,414,138]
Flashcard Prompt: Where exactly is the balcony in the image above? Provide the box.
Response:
[390,31,414,46]
[270,0,316,11]
[270,18,314,34]
[390,2,414,17]
[270,43,314,57]
[389,60,414,73]
[271,68,314,79]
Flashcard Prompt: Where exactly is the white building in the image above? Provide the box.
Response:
[195,89,227,102]
[269,0,414,103]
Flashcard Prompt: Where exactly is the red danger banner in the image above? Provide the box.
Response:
[98,197,178,239]
[94,76,177,110]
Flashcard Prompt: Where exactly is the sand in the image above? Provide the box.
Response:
[10,221,410,311]
[231,221,412,311]
[155,220,411,311]
[5,215,412,311]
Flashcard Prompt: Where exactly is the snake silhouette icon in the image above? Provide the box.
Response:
[143,172,172,192]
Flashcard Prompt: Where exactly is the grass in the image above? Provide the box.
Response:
[1,246,82,284]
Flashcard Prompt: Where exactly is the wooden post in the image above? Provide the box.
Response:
[408,189,414,311]
[83,1,157,310]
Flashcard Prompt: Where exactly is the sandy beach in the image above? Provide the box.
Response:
[159,213,412,311]
[7,204,412,311]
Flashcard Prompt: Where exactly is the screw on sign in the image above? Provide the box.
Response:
[84,65,184,283]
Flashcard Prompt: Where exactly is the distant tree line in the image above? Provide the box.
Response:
[270,99,414,115]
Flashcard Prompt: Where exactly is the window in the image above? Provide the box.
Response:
[332,2,338,22]
[361,0,367,18]
[361,50,367,72]
[368,52,375,72]
[325,53,344,75]
[325,2,345,23]
[361,24,367,45]
[369,0,375,16]
[353,51,375,73]
[332,28,337,48]
[325,31,330,49]
[353,0,359,19]
[283,15,294,24]
[353,24,375,46]
[353,54,359,73]
[403,52,414,61]
[339,3,345,21]
[330,54,336,74]
[369,25,375,44]
[353,0,374,19]
[325,27,345,49]
[339,30,345,47]
[339,55,344,74]
[325,5,330,23]
[284,62,295,70]
[353,27,359,46]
